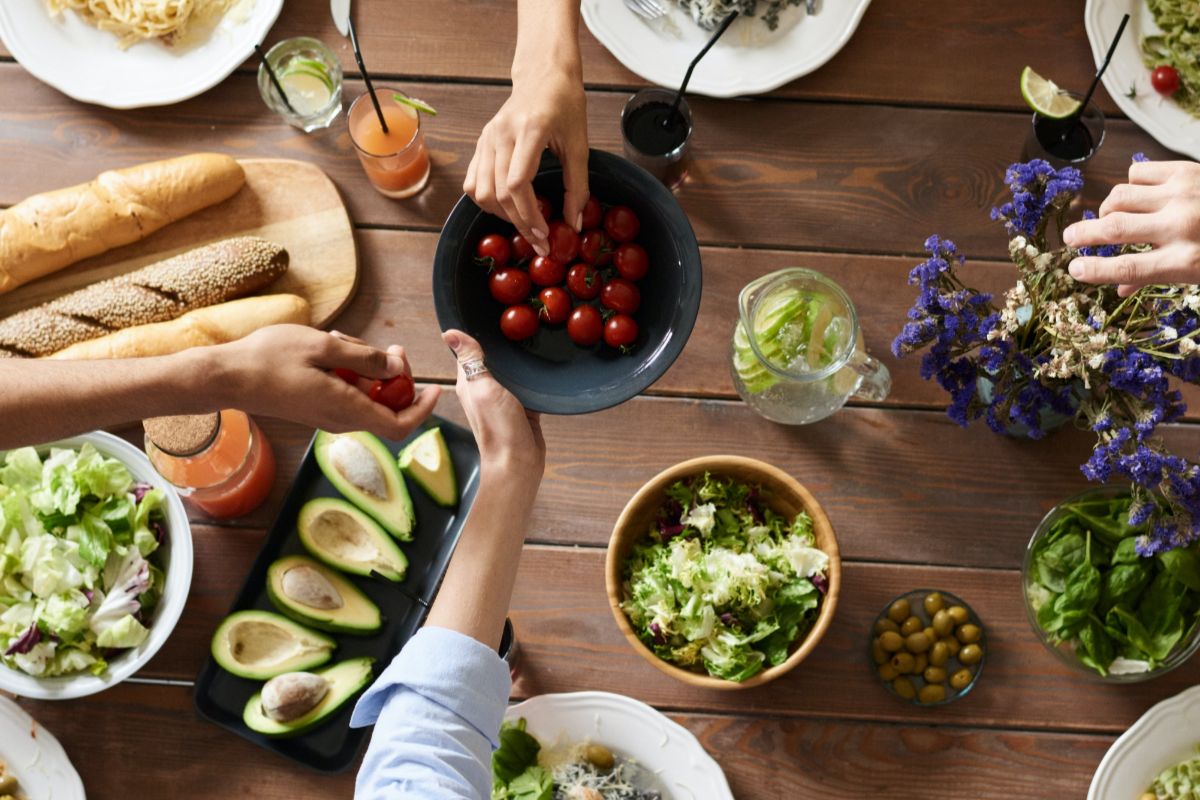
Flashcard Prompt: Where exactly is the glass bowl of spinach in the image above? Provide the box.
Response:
[1023,487,1200,682]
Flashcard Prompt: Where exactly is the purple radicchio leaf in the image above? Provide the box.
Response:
[719,612,740,629]
[657,522,685,541]
[132,482,153,504]
[152,520,166,545]
[649,622,666,645]
[810,574,829,596]
[4,624,41,656]
[746,486,765,525]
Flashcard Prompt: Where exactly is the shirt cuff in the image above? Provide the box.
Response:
[350,626,512,746]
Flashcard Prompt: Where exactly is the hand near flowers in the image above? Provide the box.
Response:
[1064,160,1200,296]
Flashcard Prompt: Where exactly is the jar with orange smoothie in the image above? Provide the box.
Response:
[349,88,431,199]
[143,411,276,519]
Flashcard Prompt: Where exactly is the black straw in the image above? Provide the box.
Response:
[1079,13,1130,114]
[665,10,738,126]
[346,17,389,134]
[254,43,297,115]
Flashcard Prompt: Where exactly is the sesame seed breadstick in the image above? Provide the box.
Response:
[0,236,288,357]
[0,154,245,295]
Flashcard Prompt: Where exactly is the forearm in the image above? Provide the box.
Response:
[512,0,582,83]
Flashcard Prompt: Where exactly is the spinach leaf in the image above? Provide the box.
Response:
[1076,615,1116,675]
[1035,532,1086,593]
[1159,547,1200,592]
[1050,533,1102,631]
[492,719,541,787]
[1111,537,1142,566]
[1099,562,1152,614]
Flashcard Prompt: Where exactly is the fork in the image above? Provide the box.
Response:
[624,0,667,21]
[805,0,817,14]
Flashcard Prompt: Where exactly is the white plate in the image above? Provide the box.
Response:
[0,0,283,108]
[1089,684,1200,799]
[0,431,193,700]
[1085,0,1200,160]
[582,0,872,98]
[0,697,86,800]
[504,691,733,800]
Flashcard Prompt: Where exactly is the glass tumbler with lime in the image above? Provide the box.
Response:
[1020,67,1105,168]
[257,37,343,132]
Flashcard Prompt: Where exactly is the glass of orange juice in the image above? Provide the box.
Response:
[349,88,432,199]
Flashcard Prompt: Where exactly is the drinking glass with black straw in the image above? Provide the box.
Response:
[330,0,389,134]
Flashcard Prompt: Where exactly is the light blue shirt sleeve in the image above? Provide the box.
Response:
[351,626,512,800]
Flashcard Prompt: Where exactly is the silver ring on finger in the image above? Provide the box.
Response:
[461,358,489,381]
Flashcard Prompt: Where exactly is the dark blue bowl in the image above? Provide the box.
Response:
[433,150,702,415]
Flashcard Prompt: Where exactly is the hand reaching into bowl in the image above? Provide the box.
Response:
[1064,160,1200,296]
[463,0,589,255]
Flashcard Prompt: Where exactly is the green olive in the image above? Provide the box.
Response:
[932,609,954,637]
[585,744,615,770]
[900,616,923,636]
[941,636,961,657]
[892,677,916,700]
[872,639,889,665]
[913,652,928,674]
[918,684,946,704]
[905,632,931,653]
[947,605,969,625]
[923,666,947,684]
[880,631,904,652]
[874,618,900,636]
[891,652,916,674]
[923,592,945,616]
[923,626,938,644]
[959,644,983,665]
[950,668,973,690]
[888,599,912,624]
[878,662,900,681]
[929,641,949,667]
[957,624,982,644]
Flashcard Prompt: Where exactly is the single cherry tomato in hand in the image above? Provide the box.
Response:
[510,233,536,264]
[581,195,603,229]
[528,255,567,287]
[500,304,540,341]
[1151,65,1181,96]
[613,242,649,281]
[601,278,641,315]
[536,195,553,223]
[566,263,602,300]
[537,287,572,325]
[567,304,603,346]
[604,313,638,349]
[333,367,360,386]
[475,234,511,268]
[604,206,641,243]
[579,229,613,266]
[547,220,580,263]
[489,268,533,305]
[368,374,416,411]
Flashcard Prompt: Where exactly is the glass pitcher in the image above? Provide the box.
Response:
[731,269,891,425]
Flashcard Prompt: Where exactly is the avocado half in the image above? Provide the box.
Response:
[242,656,376,738]
[211,610,336,681]
[297,497,409,582]
[397,428,458,508]
[266,555,382,635]
[314,431,415,541]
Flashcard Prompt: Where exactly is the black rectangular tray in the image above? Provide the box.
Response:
[193,418,480,772]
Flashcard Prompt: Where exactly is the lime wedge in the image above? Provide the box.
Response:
[279,58,334,92]
[1020,67,1081,118]
[392,94,438,116]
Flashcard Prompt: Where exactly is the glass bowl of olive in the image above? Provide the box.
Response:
[869,589,986,706]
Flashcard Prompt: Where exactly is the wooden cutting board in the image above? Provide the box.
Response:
[0,158,357,328]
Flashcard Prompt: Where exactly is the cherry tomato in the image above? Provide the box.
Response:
[566,263,601,300]
[537,287,571,325]
[333,368,359,386]
[536,195,553,222]
[368,374,416,411]
[489,268,532,305]
[581,195,603,229]
[510,232,536,264]
[547,220,580,264]
[579,229,613,266]
[613,242,649,281]
[500,304,539,341]
[528,255,567,287]
[604,313,638,349]
[475,233,511,268]
[601,278,641,315]
[604,206,641,243]
[1151,65,1181,96]
[567,304,603,347]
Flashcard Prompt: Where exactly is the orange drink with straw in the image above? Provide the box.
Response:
[349,88,432,199]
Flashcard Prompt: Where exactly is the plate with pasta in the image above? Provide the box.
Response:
[0,0,283,108]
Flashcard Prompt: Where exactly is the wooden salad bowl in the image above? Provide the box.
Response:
[605,455,841,691]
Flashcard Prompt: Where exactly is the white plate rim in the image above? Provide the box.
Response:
[0,696,86,800]
[1088,683,1200,799]
[0,430,193,700]
[0,0,284,108]
[582,0,874,98]
[505,690,733,800]
[1084,0,1200,161]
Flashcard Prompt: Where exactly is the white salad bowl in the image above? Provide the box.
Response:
[1089,684,1200,799]
[0,430,192,700]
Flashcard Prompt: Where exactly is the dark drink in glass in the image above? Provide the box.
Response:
[622,88,693,189]
[1023,91,1105,169]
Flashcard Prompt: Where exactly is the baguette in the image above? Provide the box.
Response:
[48,294,311,360]
[0,153,245,295]
[0,236,288,357]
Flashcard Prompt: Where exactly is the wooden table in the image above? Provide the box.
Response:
[3,2,1198,797]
